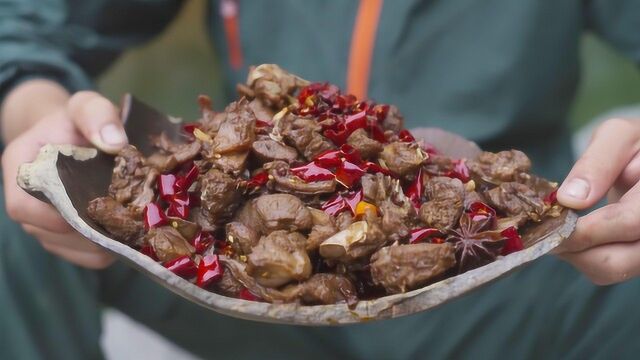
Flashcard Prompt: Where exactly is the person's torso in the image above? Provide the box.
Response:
[209,0,584,179]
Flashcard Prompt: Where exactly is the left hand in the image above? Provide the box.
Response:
[556,118,640,285]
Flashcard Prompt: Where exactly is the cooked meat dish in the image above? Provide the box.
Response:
[87,64,562,306]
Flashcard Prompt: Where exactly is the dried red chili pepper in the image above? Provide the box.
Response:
[321,194,349,217]
[371,104,389,122]
[467,202,496,223]
[140,245,158,260]
[167,202,189,219]
[363,161,397,177]
[500,226,524,255]
[314,149,343,168]
[447,159,470,183]
[239,288,261,301]
[171,192,191,207]
[246,171,269,188]
[196,254,224,288]
[431,237,446,244]
[182,123,200,135]
[291,162,335,182]
[255,119,271,128]
[324,125,350,146]
[544,190,558,205]
[366,123,387,143]
[409,228,442,244]
[344,189,363,215]
[158,174,177,199]
[175,164,199,192]
[405,169,424,209]
[191,231,215,254]
[398,129,415,142]
[335,161,365,187]
[345,110,367,133]
[164,255,198,278]
[214,240,235,257]
[340,144,363,165]
[144,203,167,230]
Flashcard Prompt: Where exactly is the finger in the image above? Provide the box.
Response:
[22,224,106,253]
[615,152,640,192]
[40,241,115,269]
[559,240,640,285]
[2,139,73,233]
[67,91,127,154]
[557,180,640,253]
[557,118,640,209]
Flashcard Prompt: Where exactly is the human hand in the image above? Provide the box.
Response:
[2,89,128,269]
[555,118,640,285]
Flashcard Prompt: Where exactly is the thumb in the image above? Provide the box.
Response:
[67,91,128,154]
[557,119,640,209]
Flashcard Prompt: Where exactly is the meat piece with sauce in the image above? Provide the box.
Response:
[468,150,531,184]
[370,243,456,294]
[226,221,260,255]
[251,139,298,164]
[346,128,383,159]
[282,117,335,160]
[87,196,144,245]
[419,177,465,230]
[200,169,241,224]
[145,227,195,262]
[264,161,336,196]
[485,182,546,221]
[246,230,311,288]
[209,98,256,154]
[379,142,427,177]
[108,145,158,213]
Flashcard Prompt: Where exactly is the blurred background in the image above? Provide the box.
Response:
[97,1,640,358]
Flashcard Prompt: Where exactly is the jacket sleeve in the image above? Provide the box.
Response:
[0,0,183,101]
[585,0,640,64]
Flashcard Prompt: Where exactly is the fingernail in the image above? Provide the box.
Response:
[100,124,126,146]
[560,178,590,200]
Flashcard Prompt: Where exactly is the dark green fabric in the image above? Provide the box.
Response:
[1,0,640,359]
[3,181,640,359]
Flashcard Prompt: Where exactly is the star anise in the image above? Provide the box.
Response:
[446,213,507,274]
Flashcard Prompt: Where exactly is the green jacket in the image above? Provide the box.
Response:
[2,1,640,359]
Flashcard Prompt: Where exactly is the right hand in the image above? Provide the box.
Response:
[2,89,128,269]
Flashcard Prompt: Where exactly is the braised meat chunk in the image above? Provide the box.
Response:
[282,117,335,160]
[419,177,465,230]
[265,161,336,195]
[212,99,256,154]
[251,139,298,164]
[485,182,546,221]
[347,128,383,159]
[281,274,358,306]
[200,169,241,224]
[109,145,158,210]
[226,221,260,255]
[252,193,313,233]
[145,227,195,262]
[87,197,143,244]
[379,142,427,177]
[244,64,309,109]
[246,230,312,287]
[468,150,531,184]
[306,208,338,252]
[370,243,456,294]
[89,64,562,305]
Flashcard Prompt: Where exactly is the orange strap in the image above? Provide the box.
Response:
[346,0,383,99]
[221,0,243,70]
